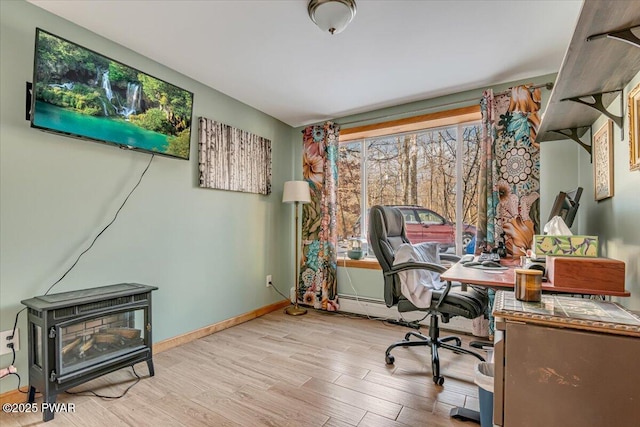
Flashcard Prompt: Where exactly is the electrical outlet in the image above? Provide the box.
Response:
[0,328,19,356]
[266,275,273,288]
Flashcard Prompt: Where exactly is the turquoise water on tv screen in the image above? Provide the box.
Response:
[33,101,169,154]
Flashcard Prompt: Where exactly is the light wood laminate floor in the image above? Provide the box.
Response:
[0,309,483,426]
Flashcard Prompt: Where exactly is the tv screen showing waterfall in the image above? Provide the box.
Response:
[31,28,194,160]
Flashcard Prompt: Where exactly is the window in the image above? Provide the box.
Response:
[403,209,419,224]
[418,209,444,225]
[338,106,481,257]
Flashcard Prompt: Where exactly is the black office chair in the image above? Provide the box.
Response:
[368,205,487,386]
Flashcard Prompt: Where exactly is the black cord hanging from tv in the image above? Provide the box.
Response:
[42,154,155,296]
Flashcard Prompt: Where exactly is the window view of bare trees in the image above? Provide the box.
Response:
[338,123,481,253]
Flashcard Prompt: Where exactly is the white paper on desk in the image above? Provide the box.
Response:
[544,216,572,235]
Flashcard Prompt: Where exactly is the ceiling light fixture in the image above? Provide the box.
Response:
[308,0,357,35]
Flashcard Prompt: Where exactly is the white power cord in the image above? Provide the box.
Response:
[340,254,401,323]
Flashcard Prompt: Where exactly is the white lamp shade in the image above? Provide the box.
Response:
[308,0,356,35]
[283,181,311,204]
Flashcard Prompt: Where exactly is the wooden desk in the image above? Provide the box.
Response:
[492,291,640,426]
[441,260,631,297]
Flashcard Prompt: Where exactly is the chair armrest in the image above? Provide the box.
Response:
[383,261,454,308]
[435,280,453,308]
[383,261,448,276]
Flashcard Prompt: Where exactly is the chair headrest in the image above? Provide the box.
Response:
[368,205,410,263]
[369,206,404,237]
[382,207,405,238]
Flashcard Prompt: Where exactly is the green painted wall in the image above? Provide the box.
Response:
[538,73,640,311]
[0,0,297,393]
[574,72,640,310]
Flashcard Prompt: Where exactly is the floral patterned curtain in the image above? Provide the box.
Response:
[299,122,340,311]
[476,85,542,257]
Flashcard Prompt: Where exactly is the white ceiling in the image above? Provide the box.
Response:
[29,0,584,128]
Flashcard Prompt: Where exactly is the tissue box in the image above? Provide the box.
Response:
[533,235,598,258]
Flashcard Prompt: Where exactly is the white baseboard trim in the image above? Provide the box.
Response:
[337,294,474,334]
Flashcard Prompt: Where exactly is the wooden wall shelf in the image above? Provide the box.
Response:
[537,0,640,146]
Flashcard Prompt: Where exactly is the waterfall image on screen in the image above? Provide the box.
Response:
[31,28,194,160]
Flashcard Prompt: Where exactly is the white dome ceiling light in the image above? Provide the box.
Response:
[307,0,357,35]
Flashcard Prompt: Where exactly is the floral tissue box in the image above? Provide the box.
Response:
[533,235,598,258]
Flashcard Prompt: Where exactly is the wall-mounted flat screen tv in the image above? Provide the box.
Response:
[31,28,194,160]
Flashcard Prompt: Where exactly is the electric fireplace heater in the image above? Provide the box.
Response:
[21,283,157,422]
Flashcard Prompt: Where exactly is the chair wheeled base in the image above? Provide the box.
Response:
[384,313,485,385]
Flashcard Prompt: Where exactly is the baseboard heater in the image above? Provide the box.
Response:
[337,293,473,334]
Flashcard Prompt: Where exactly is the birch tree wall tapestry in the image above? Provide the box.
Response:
[477,86,542,257]
[199,117,272,195]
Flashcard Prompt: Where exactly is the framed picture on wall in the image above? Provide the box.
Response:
[593,120,614,201]
[628,83,640,171]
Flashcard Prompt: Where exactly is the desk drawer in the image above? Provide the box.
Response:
[501,322,640,426]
